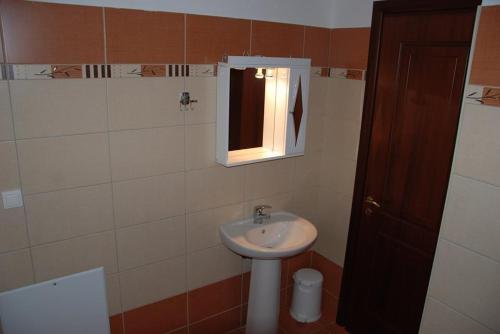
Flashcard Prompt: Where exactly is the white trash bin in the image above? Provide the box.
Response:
[290,268,323,323]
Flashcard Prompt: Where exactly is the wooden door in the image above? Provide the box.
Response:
[337,2,479,333]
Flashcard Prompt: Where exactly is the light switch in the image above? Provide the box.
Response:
[2,189,24,209]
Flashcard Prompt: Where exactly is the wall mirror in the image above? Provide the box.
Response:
[217,56,311,167]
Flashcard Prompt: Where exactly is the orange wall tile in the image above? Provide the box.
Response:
[105,8,184,64]
[188,275,242,323]
[329,27,370,69]
[251,21,304,58]
[189,307,242,334]
[304,26,331,67]
[186,14,251,64]
[0,0,104,64]
[470,6,500,86]
[123,293,187,334]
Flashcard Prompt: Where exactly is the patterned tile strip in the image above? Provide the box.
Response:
[330,67,365,80]
[465,84,500,107]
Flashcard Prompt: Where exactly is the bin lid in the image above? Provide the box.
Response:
[293,268,323,287]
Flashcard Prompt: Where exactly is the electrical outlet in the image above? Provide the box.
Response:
[2,189,23,209]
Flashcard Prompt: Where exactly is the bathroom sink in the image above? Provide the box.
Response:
[219,211,317,259]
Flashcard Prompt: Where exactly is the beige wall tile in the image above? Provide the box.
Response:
[244,159,296,200]
[244,192,294,217]
[326,78,364,122]
[187,244,241,289]
[185,123,216,170]
[420,297,495,334]
[113,173,185,228]
[455,104,500,187]
[106,273,123,316]
[428,240,500,332]
[184,77,217,125]
[106,78,184,131]
[0,81,14,141]
[117,216,186,270]
[320,156,356,197]
[322,118,360,161]
[0,141,20,190]
[24,183,114,246]
[442,175,500,262]
[17,133,110,194]
[187,203,244,253]
[308,78,328,117]
[10,79,107,139]
[31,231,118,281]
[305,110,323,153]
[294,150,321,189]
[109,126,185,181]
[0,249,34,292]
[290,186,320,224]
[186,166,245,212]
[119,255,186,311]
[0,207,29,253]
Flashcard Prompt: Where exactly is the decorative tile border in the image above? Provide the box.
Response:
[311,67,331,77]
[1,64,218,80]
[465,84,500,107]
[330,67,365,80]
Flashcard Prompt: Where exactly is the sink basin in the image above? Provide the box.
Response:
[219,211,317,259]
[219,211,318,334]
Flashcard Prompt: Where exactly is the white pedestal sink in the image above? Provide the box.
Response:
[219,212,317,334]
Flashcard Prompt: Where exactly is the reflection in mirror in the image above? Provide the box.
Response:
[228,68,265,151]
[292,77,303,144]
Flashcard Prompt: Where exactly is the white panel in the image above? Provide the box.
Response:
[0,268,110,334]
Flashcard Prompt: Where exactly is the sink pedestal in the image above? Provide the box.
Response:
[246,259,281,334]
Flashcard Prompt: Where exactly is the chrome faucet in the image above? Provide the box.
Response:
[253,205,272,224]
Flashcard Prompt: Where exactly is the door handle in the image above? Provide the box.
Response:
[365,196,381,208]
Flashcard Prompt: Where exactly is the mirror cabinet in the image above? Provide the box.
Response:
[216,56,311,167]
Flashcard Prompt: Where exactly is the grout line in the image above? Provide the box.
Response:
[188,304,242,326]
[453,172,500,190]
[249,20,253,56]
[101,7,127,333]
[302,26,306,58]
[0,16,38,285]
[439,237,500,266]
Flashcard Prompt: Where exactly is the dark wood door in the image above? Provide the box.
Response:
[338,2,479,334]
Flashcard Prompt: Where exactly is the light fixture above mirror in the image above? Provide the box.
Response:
[216,56,311,167]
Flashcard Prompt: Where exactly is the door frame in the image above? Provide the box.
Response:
[336,0,481,329]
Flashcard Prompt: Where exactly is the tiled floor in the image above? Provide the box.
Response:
[230,287,348,334]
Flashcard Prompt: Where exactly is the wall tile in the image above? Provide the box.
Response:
[189,306,241,334]
[305,108,324,153]
[321,156,356,196]
[185,123,216,170]
[311,251,343,297]
[442,175,500,262]
[308,77,329,117]
[31,230,118,281]
[244,192,294,217]
[251,21,304,58]
[294,150,322,189]
[186,166,245,212]
[113,173,185,227]
[188,275,241,323]
[17,133,110,194]
[184,77,217,125]
[116,216,186,270]
[119,256,186,311]
[0,141,20,190]
[329,28,370,69]
[290,186,320,223]
[0,0,104,64]
[123,293,187,334]
[420,297,496,334]
[322,118,360,161]
[106,274,122,316]
[455,104,500,187]
[105,8,184,64]
[106,78,184,131]
[326,78,364,122]
[0,81,14,141]
[0,207,29,253]
[10,79,107,139]
[109,126,185,181]
[428,240,500,332]
[470,6,500,86]
[24,183,114,246]
[0,249,34,292]
[244,158,296,200]
[186,14,251,63]
[304,26,330,67]
[187,244,242,289]
[187,203,244,252]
